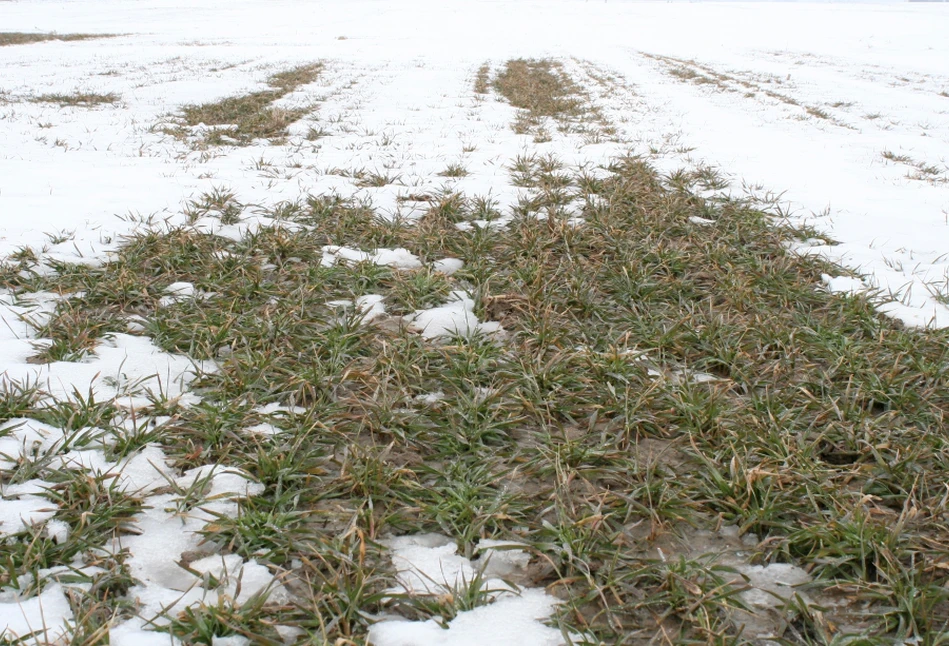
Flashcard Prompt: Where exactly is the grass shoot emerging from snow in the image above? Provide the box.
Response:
[30,92,120,107]
[646,53,855,129]
[493,59,582,119]
[473,63,492,95]
[492,58,586,141]
[491,58,616,144]
[882,149,949,185]
[0,32,115,47]
[174,62,323,146]
[3,149,949,643]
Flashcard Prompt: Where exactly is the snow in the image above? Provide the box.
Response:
[0,1,943,325]
[159,281,198,306]
[0,330,205,406]
[113,466,275,625]
[355,294,388,323]
[187,554,289,605]
[822,273,868,295]
[432,258,465,275]
[371,533,568,646]
[164,282,196,299]
[110,618,181,646]
[370,591,566,646]
[0,487,56,534]
[406,291,503,340]
[0,584,74,645]
[44,518,70,544]
[320,246,423,270]
[385,533,483,595]
[1,0,947,641]
[325,293,388,323]
[415,392,446,405]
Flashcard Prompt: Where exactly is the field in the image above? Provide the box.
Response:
[1,1,949,644]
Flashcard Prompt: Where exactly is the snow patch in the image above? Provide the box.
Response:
[405,291,502,340]
[371,534,567,646]
[0,584,74,645]
[821,274,866,296]
[432,258,464,275]
[321,246,422,269]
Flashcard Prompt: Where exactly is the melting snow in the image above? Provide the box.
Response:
[0,584,74,644]
[370,533,568,646]
[0,0,946,640]
[822,273,867,296]
[405,291,502,340]
[432,258,465,275]
[321,246,422,269]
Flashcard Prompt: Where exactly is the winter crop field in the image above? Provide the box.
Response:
[1,0,948,643]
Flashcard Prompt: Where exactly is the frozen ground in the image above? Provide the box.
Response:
[1,0,948,643]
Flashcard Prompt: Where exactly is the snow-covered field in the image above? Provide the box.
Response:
[2,0,948,324]
[1,0,948,643]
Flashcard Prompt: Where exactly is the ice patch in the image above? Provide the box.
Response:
[736,563,812,609]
